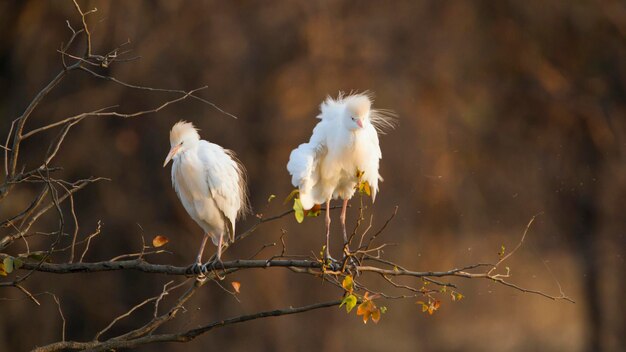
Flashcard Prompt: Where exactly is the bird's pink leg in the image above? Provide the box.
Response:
[216,232,224,262]
[339,199,348,243]
[196,233,210,265]
[340,199,349,244]
[325,199,332,260]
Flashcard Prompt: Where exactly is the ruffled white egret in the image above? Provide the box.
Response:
[287,93,395,260]
[163,121,248,268]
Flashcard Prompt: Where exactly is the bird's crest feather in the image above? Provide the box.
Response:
[316,92,396,132]
[169,120,200,145]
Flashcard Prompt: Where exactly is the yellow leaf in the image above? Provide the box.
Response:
[3,257,14,274]
[342,275,354,293]
[231,281,241,294]
[498,245,506,257]
[356,180,372,197]
[152,235,169,248]
[267,194,276,203]
[293,198,304,223]
[283,189,299,204]
[0,263,6,277]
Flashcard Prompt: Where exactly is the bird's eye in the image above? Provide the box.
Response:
[180,141,184,145]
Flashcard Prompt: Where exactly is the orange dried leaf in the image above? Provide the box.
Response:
[305,203,322,217]
[427,300,441,315]
[357,300,372,316]
[152,235,169,247]
[371,309,381,323]
[357,300,377,324]
[231,281,241,294]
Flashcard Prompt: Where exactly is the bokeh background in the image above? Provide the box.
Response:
[1,1,625,351]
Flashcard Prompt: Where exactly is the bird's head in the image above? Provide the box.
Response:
[344,94,371,131]
[163,120,200,167]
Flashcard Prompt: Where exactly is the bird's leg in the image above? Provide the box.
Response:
[340,198,350,247]
[191,233,210,275]
[324,199,336,265]
[340,198,358,271]
[216,232,224,263]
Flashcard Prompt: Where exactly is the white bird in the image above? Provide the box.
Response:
[163,121,248,268]
[287,92,395,260]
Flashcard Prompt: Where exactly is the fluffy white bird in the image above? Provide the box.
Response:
[287,92,395,260]
[163,121,248,268]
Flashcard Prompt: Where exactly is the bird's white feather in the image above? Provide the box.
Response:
[169,122,247,246]
[287,93,394,209]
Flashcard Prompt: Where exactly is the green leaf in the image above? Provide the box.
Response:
[24,252,47,262]
[293,198,304,223]
[267,194,276,203]
[3,257,14,274]
[13,258,23,270]
[340,294,358,313]
[380,306,388,314]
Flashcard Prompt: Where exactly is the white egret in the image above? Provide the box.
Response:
[163,121,248,269]
[287,92,395,260]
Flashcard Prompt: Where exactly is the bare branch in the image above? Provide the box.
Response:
[33,300,342,352]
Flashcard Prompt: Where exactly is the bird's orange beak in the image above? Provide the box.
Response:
[163,144,181,167]
[356,119,363,128]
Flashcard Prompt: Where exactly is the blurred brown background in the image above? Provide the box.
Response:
[1,1,625,351]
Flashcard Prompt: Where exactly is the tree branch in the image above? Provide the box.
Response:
[33,300,342,352]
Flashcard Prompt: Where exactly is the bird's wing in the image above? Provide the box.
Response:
[287,119,330,210]
[198,141,247,243]
[361,123,383,202]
